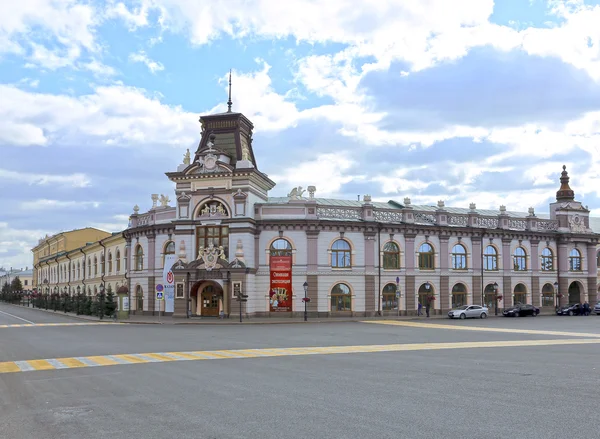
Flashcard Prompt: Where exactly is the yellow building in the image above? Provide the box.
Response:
[32,228,127,296]
[0,268,33,291]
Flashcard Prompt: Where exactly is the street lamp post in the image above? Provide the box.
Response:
[554,281,559,311]
[303,281,309,322]
[99,284,105,320]
[425,281,431,317]
[76,286,81,315]
[396,276,401,317]
[493,282,499,316]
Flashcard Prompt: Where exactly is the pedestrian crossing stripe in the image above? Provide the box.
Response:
[2,338,600,375]
[361,320,600,338]
[0,322,123,329]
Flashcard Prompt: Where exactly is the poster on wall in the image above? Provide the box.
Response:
[269,255,292,312]
[163,254,177,313]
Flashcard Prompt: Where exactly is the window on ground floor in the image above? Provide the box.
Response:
[330,283,351,311]
[382,283,397,310]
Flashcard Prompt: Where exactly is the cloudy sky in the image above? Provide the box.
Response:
[2,0,600,269]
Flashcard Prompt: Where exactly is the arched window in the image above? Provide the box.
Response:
[135,285,144,311]
[270,238,292,257]
[116,249,121,273]
[330,283,351,311]
[77,262,80,279]
[417,282,434,307]
[108,253,113,274]
[135,245,144,271]
[483,246,498,271]
[541,248,553,271]
[418,243,434,270]
[382,283,397,311]
[100,254,105,275]
[164,241,175,255]
[513,247,527,271]
[542,283,555,307]
[596,250,600,268]
[331,240,351,268]
[94,257,98,276]
[483,283,498,309]
[514,283,527,304]
[382,242,400,269]
[569,249,582,271]
[88,258,91,277]
[163,241,176,266]
[451,244,467,270]
[452,283,467,308]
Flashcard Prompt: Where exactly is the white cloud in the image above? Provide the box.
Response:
[0,222,51,269]
[0,84,196,148]
[129,50,164,73]
[0,0,99,69]
[19,199,101,210]
[269,153,359,196]
[80,59,117,76]
[0,169,91,188]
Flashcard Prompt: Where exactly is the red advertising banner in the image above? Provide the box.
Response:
[269,255,292,312]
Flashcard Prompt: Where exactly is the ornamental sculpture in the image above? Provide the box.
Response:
[199,201,228,217]
[287,186,306,199]
[196,243,225,271]
[569,215,587,233]
[159,194,171,207]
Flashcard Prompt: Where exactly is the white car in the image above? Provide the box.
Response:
[448,305,488,319]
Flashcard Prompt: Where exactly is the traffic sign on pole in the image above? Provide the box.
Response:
[156,292,164,300]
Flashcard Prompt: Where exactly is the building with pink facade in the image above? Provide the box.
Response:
[122,104,600,318]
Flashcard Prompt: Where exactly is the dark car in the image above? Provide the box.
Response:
[556,303,582,316]
[503,304,540,317]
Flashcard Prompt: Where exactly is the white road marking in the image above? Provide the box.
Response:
[0,309,35,325]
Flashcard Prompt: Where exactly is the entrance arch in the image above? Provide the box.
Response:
[514,283,527,305]
[190,281,223,317]
[568,281,583,304]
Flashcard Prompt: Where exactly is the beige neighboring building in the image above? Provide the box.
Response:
[0,268,33,291]
[32,228,127,296]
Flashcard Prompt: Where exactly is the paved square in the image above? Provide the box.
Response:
[1,304,600,439]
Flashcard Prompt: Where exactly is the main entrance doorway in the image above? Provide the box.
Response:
[201,284,220,317]
[190,281,223,317]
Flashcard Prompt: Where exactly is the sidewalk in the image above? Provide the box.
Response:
[4,302,556,325]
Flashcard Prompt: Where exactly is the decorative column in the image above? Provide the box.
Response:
[306,230,320,316]
[587,243,598,304]
[439,235,450,313]
[557,239,569,307]
[147,233,156,315]
[364,231,376,316]
[530,239,540,307]
[404,233,416,314]
[471,236,482,306]
[502,237,512,308]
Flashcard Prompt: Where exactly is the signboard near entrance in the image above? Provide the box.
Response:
[163,254,176,313]
[269,255,292,312]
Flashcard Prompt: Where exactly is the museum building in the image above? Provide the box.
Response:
[33,99,600,318]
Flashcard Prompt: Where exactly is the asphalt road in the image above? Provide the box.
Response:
[1,302,600,439]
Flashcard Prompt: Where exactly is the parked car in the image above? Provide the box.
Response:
[594,303,600,315]
[502,304,540,317]
[448,305,488,320]
[556,303,582,316]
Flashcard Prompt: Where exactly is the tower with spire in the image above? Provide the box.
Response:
[549,165,590,233]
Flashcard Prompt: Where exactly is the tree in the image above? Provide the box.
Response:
[11,276,23,293]
[104,290,117,317]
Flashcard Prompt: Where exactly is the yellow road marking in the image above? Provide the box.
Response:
[27,360,55,371]
[59,358,89,368]
[113,354,150,364]
[361,320,600,338]
[0,322,123,329]
[85,356,120,366]
[142,353,177,362]
[2,338,600,375]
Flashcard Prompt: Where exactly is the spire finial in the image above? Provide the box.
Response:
[227,69,232,113]
[556,164,575,202]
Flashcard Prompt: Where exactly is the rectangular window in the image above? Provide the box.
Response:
[176,283,184,299]
[542,294,554,307]
[24,280,28,285]
[483,255,498,271]
[196,226,229,258]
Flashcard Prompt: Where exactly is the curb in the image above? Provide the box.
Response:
[3,303,123,324]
